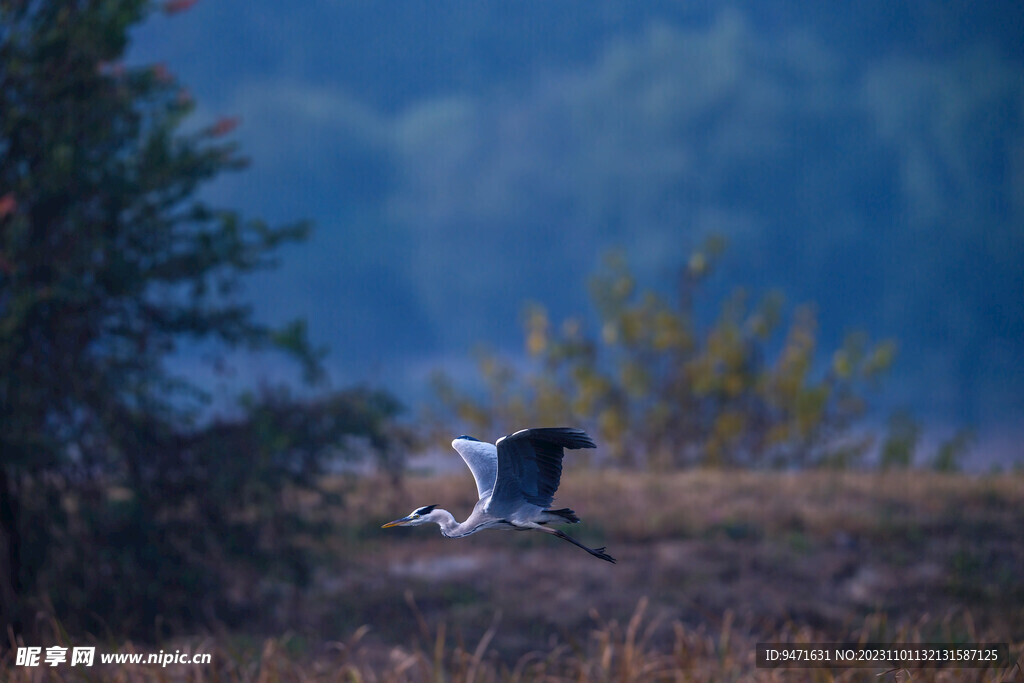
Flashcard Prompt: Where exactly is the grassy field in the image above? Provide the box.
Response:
[4,469,1023,680]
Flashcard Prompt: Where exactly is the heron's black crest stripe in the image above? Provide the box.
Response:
[415,504,438,515]
[454,435,479,442]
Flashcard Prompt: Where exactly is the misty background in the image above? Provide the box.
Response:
[129,1,1023,463]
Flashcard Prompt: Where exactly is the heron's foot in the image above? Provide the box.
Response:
[546,527,616,564]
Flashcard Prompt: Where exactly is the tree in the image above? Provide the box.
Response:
[432,241,895,469]
[1,0,402,638]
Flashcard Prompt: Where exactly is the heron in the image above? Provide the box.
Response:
[382,427,615,563]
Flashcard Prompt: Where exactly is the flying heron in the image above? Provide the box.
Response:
[382,427,615,563]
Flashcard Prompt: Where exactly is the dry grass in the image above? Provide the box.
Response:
[4,469,1023,681]
[3,599,1020,681]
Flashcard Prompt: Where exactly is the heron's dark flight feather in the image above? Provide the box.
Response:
[492,427,595,509]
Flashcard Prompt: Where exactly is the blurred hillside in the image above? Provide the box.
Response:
[127,0,1024,450]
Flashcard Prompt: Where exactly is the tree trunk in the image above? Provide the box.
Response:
[0,467,21,641]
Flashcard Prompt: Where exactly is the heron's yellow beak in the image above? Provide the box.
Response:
[381,516,412,528]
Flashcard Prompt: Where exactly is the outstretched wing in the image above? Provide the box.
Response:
[451,437,498,500]
[489,427,596,510]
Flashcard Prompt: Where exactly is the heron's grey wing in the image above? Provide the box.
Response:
[451,439,498,500]
[490,428,596,509]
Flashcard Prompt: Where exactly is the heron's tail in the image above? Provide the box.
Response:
[545,507,580,524]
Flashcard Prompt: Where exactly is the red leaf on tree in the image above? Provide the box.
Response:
[209,117,241,137]
[164,0,198,14]
[0,193,16,219]
[152,63,173,83]
[97,61,126,78]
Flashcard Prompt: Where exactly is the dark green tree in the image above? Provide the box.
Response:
[1,0,403,638]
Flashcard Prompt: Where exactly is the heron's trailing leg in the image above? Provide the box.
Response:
[531,524,616,563]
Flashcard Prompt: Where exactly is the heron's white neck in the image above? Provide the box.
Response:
[425,508,473,538]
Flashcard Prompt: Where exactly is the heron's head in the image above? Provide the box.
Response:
[381,504,439,528]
